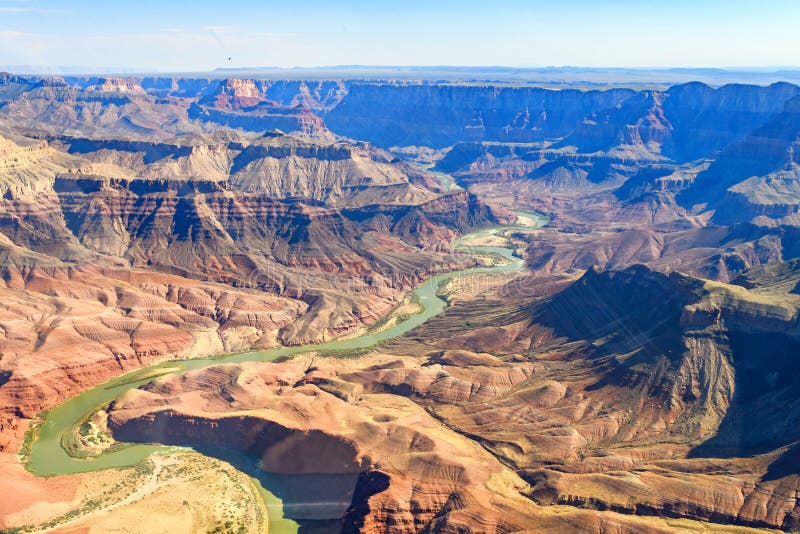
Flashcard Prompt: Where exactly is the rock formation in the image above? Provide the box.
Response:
[104,259,800,530]
[0,128,500,454]
[3,73,800,532]
[381,262,800,530]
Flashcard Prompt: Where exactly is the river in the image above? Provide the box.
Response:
[25,210,547,532]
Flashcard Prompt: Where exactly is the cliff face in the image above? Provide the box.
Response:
[58,76,348,109]
[191,78,347,111]
[105,357,537,532]
[0,135,495,348]
[52,176,487,283]
[86,77,147,94]
[105,354,715,533]
[423,81,800,231]
[390,262,800,529]
[0,77,209,139]
[0,264,306,449]
[4,74,800,231]
[677,94,800,226]
[49,131,442,207]
[559,82,800,161]
[326,83,635,148]
[418,85,800,289]
[522,222,800,283]
[660,81,800,161]
[0,130,499,453]
[324,81,799,168]
[204,78,263,109]
[181,77,349,138]
[0,75,338,140]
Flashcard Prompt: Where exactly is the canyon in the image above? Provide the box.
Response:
[1,72,800,533]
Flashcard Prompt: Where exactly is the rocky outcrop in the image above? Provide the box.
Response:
[0,132,486,304]
[51,177,483,285]
[0,130,499,454]
[430,82,800,231]
[58,76,348,109]
[560,82,799,162]
[189,102,328,138]
[106,354,728,533]
[0,75,337,140]
[86,77,147,94]
[102,258,800,531]
[49,132,441,206]
[4,75,800,230]
[0,263,306,451]
[677,94,800,226]
[106,356,537,532]
[203,78,264,110]
[186,78,335,138]
[522,222,799,282]
[558,90,674,159]
[661,81,800,162]
[392,263,800,529]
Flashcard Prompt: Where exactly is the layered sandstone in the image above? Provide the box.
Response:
[0,130,499,455]
[0,264,306,451]
[49,131,442,206]
[380,262,800,529]
[105,352,768,533]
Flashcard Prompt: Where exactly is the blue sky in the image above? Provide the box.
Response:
[1,0,799,71]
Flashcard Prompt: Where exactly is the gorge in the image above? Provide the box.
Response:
[2,71,800,533]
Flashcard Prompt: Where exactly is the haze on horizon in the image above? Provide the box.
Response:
[1,0,799,73]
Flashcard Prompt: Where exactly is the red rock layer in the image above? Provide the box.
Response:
[106,354,729,533]
[0,264,305,451]
[388,263,800,529]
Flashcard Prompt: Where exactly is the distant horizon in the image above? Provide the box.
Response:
[2,1,800,72]
[5,65,800,75]
[5,64,800,88]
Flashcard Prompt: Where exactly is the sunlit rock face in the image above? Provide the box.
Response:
[0,128,500,453]
[382,262,800,529]
[105,357,536,531]
[104,260,800,530]
[5,73,800,532]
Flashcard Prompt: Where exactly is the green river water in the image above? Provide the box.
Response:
[25,211,547,533]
